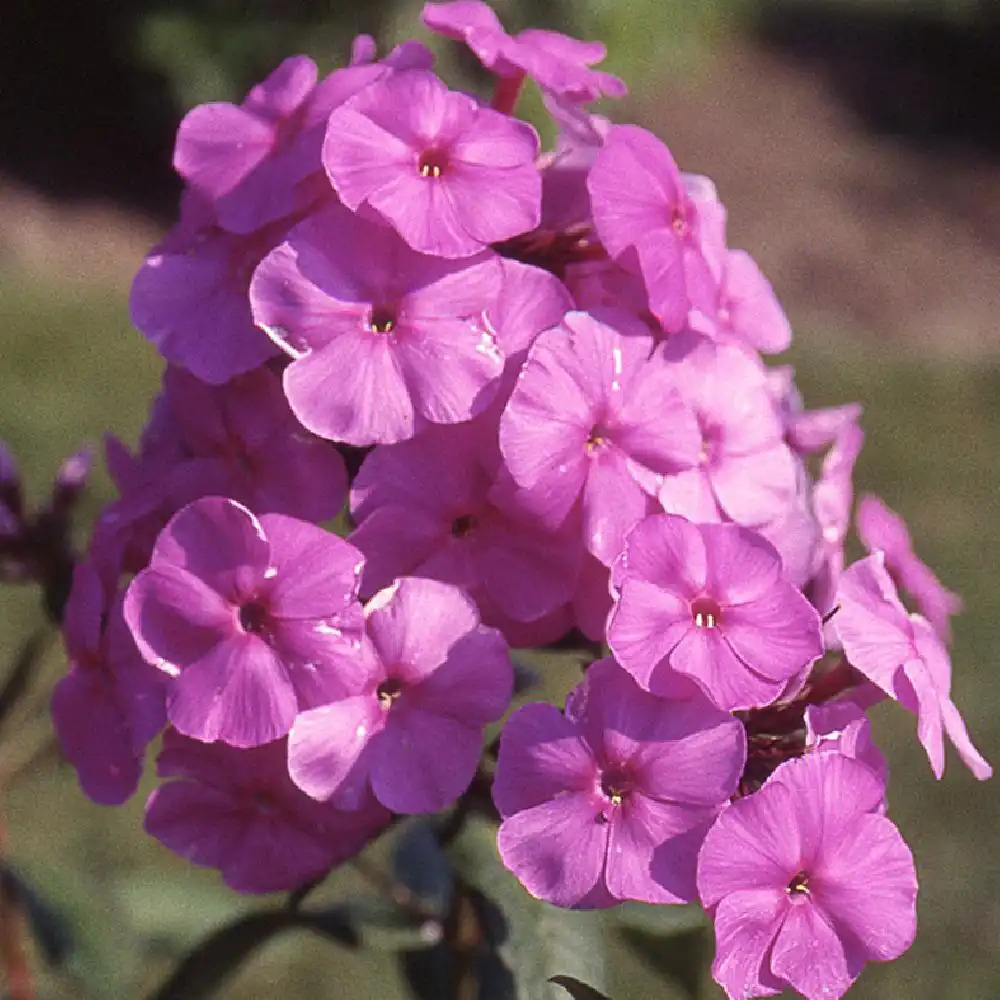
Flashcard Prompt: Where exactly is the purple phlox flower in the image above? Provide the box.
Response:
[587,125,716,332]
[608,513,823,711]
[52,562,167,804]
[250,202,504,446]
[573,552,613,642]
[174,41,433,236]
[807,422,865,618]
[498,310,701,565]
[123,497,367,748]
[804,700,889,790]
[349,415,581,632]
[751,466,821,592]
[834,553,991,780]
[155,365,348,524]
[856,493,962,642]
[657,332,800,528]
[322,68,541,258]
[288,576,512,813]
[144,729,390,893]
[0,441,92,587]
[129,194,287,384]
[494,657,745,908]
[421,2,625,106]
[483,257,573,388]
[563,258,653,332]
[690,249,792,355]
[698,752,917,1000]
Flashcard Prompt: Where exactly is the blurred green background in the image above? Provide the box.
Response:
[1,0,998,997]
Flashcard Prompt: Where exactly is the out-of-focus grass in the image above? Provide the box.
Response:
[1,272,998,999]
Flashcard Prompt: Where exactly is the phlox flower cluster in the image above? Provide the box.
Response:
[49,4,991,998]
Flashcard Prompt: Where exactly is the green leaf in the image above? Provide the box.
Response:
[0,861,74,966]
[145,908,358,1000]
[618,924,712,1000]
[446,816,609,1000]
[549,975,615,1000]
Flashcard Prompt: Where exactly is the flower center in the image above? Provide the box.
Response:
[451,514,478,539]
[599,767,633,807]
[586,425,608,453]
[369,305,397,334]
[418,148,449,178]
[376,676,404,709]
[671,206,690,239]
[786,871,811,897]
[238,600,268,634]
[691,595,721,629]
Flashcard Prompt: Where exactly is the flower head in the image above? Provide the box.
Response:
[494,658,745,908]
[123,497,366,747]
[698,753,917,1000]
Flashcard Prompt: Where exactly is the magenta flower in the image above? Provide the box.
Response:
[608,514,823,710]
[421,2,625,105]
[154,365,348,523]
[123,497,366,748]
[349,416,581,631]
[52,563,166,804]
[145,730,389,894]
[322,68,541,258]
[698,753,917,1000]
[129,195,284,385]
[250,202,504,445]
[693,248,792,355]
[498,310,700,564]
[857,493,962,641]
[808,422,865,617]
[287,577,512,814]
[835,553,991,780]
[494,658,744,908]
[657,332,800,528]
[587,125,715,331]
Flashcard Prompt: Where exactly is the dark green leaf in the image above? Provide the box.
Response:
[447,816,608,1000]
[392,818,454,918]
[145,907,358,1000]
[0,630,47,738]
[619,925,711,1000]
[549,975,615,1000]
[0,861,74,966]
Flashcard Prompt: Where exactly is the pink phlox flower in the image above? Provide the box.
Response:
[155,365,348,524]
[657,332,800,528]
[563,259,654,334]
[587,125,716,332]
[498,310,701,565]
[420,2,625,104]
[608,513,823,711]
[572,552,614,642]
[690,249,792,355]
[493,657,745,908]
[173,41,433,236]
[483,257,573,390]
[697,752,917,1000]
[250,202,504,445]
[322,68,541,258]
[129,194,286,384]
[287,576,512,813]
[751,467,822,591]
[144,730,389,893]
[349,415,581,633]
[804,700,889,791]
[52,562,167,804]
[808,422,865,618]
[856,494,962,642]
[834,553,990,780]
[123,497,367,748]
